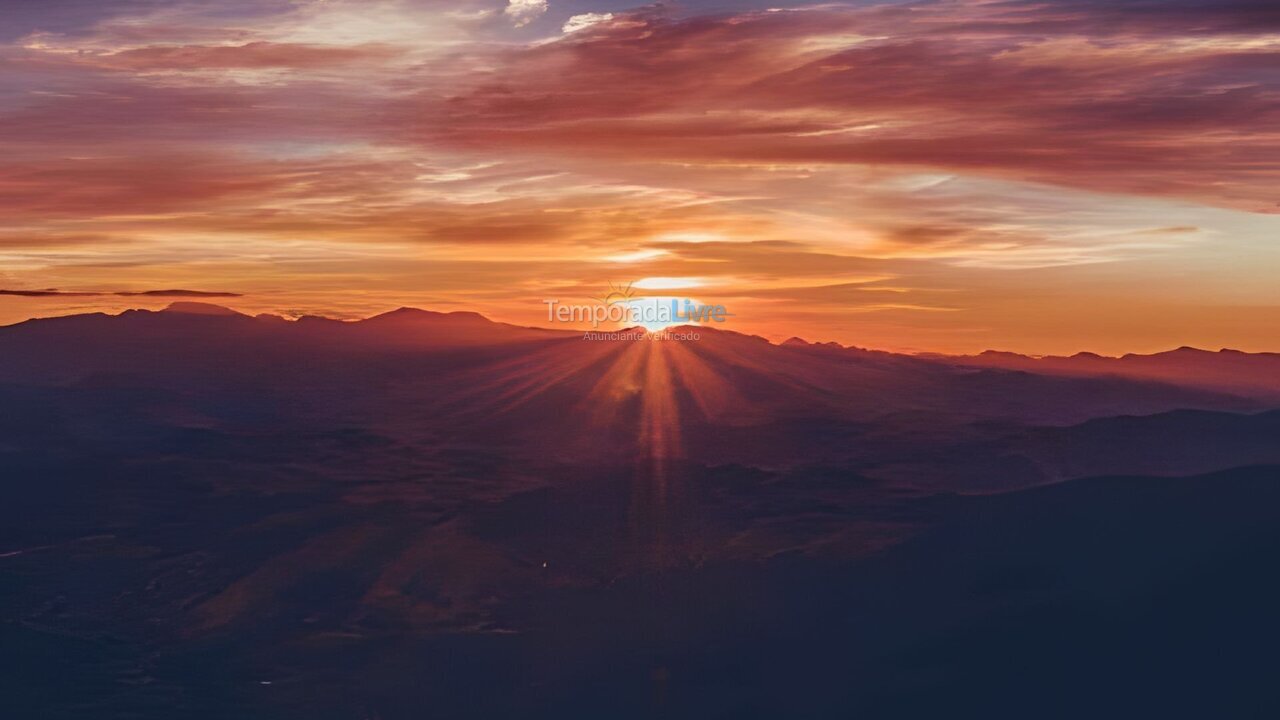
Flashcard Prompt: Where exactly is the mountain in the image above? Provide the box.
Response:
[1,304,1273,474]
[4,444,1279,717]
[938,346,1280,400]
[861,407,1280,491]
[3,305,1280,718]
[1,303,1266,411]
[819,464,1280,718]
[163,301,248,316]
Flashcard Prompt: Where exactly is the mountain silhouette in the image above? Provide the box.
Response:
[1,305,1270,471]
[938,345,1280,400]
[3,306,1280,718]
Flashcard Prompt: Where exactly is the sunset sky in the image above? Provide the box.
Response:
[1,0,1277,354]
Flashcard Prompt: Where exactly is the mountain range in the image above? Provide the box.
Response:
[2,303,1279,718]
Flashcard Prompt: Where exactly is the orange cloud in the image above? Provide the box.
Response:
[413,4,1279,210]
[91,41,400,71]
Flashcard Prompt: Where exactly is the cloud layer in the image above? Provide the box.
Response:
[1,0,1277,353]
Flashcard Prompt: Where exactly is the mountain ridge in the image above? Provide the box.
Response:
[0,303,1270,455]
[5,303,1276,361]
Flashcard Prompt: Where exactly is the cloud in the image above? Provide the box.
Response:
[0,0,1277,352]
[90,41,400,71]
[118,289,244,297]
[0,289,243,298]
[562,13,612,34]
[8,0,1275,212]
[504,0,546,28]
[416,2,1280,211]
[0,289,100,297]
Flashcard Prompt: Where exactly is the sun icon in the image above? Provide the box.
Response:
[593,281,636,307]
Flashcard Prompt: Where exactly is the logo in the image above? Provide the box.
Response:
[592,281,637,308]
[543,283,733,330]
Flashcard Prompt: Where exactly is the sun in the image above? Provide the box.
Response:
[622,296,695,333]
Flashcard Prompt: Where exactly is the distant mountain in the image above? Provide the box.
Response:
[0,306,1267,464]
[937,346,1280,400]
[163,301,246,316]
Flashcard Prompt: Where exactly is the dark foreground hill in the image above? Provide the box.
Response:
[4,461,1279,719]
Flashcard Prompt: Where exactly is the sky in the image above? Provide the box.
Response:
[1,0,1277,354]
